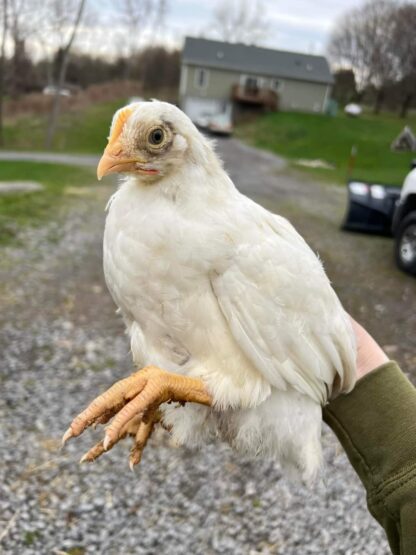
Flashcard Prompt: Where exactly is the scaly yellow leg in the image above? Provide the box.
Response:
[62,366,212,467]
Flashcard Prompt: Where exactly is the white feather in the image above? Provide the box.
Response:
[102,101,356,481]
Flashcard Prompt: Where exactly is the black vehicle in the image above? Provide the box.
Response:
[343,160,416,276]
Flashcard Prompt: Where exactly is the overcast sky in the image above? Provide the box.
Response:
[75,0,383,59]
[163,0,366,54]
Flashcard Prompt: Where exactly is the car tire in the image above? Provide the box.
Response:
[395,212,416,275]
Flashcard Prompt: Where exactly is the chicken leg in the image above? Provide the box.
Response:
[62,366,212,467]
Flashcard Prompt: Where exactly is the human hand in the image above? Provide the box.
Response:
[350,317,389,380]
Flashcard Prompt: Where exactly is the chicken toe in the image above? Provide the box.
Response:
[64,365,212,467]
[129,409,161,470]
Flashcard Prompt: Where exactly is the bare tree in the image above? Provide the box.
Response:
[107,0,167,78]
[8,0,25,97]
[7,0,43,97]
[390,2,416,117]
[328,10,369,90]
[0,0,8,146]
[45,0,87,149]
[362,0,396,113]
[119,0,151,78]
[210,0,269,45]
[328,0,396,113]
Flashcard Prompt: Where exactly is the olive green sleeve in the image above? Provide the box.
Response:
[323,361,416,555]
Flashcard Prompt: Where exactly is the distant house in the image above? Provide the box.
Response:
[179,37,333,121]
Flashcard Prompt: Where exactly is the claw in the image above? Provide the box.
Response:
[103,433,112,451]
[79,440,106,464]
[63,365,212,468]
[129,448,143,469]
[61,427,74,447]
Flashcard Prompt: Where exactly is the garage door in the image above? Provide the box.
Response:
[182,97,223,122]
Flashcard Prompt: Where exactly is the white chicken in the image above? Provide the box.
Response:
[63,100,356,481]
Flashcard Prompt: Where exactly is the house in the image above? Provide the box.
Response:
[179,36,333,121]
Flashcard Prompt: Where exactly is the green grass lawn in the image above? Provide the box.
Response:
[3,99,125,154]
[56,100,124,153]
[3,98,416,188]
[0,161,95,244]
[3,87,178,154]
[236,110,416,186]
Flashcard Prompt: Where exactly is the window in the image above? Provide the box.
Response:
[270,78,283,92]
[245,77,258,92]
[194,68,208,89]
[240,75,262,93]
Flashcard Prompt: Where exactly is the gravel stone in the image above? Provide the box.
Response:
[0,141,400,555]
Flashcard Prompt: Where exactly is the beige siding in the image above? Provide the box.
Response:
[180,63,330,113]
[279,80,329,112]
[181,65,240,100]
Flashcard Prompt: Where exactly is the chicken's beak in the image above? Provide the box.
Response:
[97,106,147,180]
[97,140,143,180]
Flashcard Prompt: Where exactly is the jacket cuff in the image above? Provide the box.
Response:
[323,361,416,488]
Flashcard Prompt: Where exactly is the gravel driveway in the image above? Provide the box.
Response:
[2,138,414,555]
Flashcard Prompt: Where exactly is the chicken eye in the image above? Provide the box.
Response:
[148,127,165,146]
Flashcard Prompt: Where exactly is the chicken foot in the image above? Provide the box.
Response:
[62,366,212,468]
[78,409,162,469]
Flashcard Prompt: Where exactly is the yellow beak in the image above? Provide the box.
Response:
[96,139,140,180]
[97,105,144,180]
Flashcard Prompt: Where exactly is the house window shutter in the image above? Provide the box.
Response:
[195,68,209,89]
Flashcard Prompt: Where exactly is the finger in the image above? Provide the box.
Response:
[93,404,145,430]
[80,440,106,463]
[129,419,156,470]
[104,382,168,449]
[123,414,143,436]
[129,441,145,470]
[79,414,143,463]
[93,407,121,427]
[62,371,147,444]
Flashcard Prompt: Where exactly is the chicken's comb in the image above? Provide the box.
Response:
[108,106,134,145]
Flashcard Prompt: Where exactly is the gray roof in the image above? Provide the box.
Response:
[182,37,333,85]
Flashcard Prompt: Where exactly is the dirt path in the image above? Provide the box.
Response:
[1,139,411,554]
[0,151,99,167]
